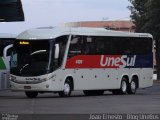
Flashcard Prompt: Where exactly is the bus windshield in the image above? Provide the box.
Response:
[10,40,54,76]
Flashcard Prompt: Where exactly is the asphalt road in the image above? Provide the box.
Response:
[0,82,160,115]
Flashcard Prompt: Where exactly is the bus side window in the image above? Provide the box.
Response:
[68,36,82,58]
[95,36,109,55]
[0,38,14,56]
[82,36,93,55]
[10,52,17,67]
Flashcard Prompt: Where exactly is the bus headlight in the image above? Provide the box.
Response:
[40,75,56,83]
[40,77,50,82]
[9,76,16,82]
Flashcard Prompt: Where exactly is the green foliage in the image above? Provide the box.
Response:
[129,0,160,78]
[149,1,160,40]
[128,0,149,32]
[128,0,160,39]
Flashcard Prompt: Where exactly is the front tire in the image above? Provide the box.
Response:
[59,80,72,97]
[25,91,38,98]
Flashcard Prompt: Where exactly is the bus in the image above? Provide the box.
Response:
[9,27,153,98]
[0,33,16,90]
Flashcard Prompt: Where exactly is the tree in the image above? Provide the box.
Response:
[128,0,160,34]
[129,0,160,78]
[128,0,149,32]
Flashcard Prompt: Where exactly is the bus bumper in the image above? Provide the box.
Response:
[10,79,61,92]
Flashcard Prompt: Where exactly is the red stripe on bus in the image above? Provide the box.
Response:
[65,55,123,68]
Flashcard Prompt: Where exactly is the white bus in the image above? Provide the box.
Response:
[0,33,16,90]
[9,27,153,98]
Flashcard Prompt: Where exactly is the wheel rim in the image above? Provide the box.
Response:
[64,83,70,95]
[122,81,127,93]
[131,81,136,92]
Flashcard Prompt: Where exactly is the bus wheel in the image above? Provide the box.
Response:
[113,78,128,95]
[59,80,72,97]
[25,91,38,98]
[119,79,128,94]
[128,78,137,94]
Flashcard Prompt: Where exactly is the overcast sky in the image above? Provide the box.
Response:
[0,0,131,34]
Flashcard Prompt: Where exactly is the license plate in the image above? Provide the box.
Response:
[24,86,31,89]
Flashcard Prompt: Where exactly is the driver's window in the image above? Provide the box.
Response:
[54,36,68,68]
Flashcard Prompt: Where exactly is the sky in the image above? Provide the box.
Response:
[0,0,131,35]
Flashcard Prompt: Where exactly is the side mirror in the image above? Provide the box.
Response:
[3,44,13,59]
[55,44,59,59]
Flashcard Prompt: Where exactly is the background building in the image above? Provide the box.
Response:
[64,20,135,32]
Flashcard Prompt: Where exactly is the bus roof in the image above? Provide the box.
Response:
[17,27,153,40]
[0,33,17,38]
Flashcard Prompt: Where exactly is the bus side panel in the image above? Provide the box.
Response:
[73,68,119,90]
[139,68,153,88]
[53,69,76,91]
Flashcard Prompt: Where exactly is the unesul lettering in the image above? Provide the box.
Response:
[100,55,136,68]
